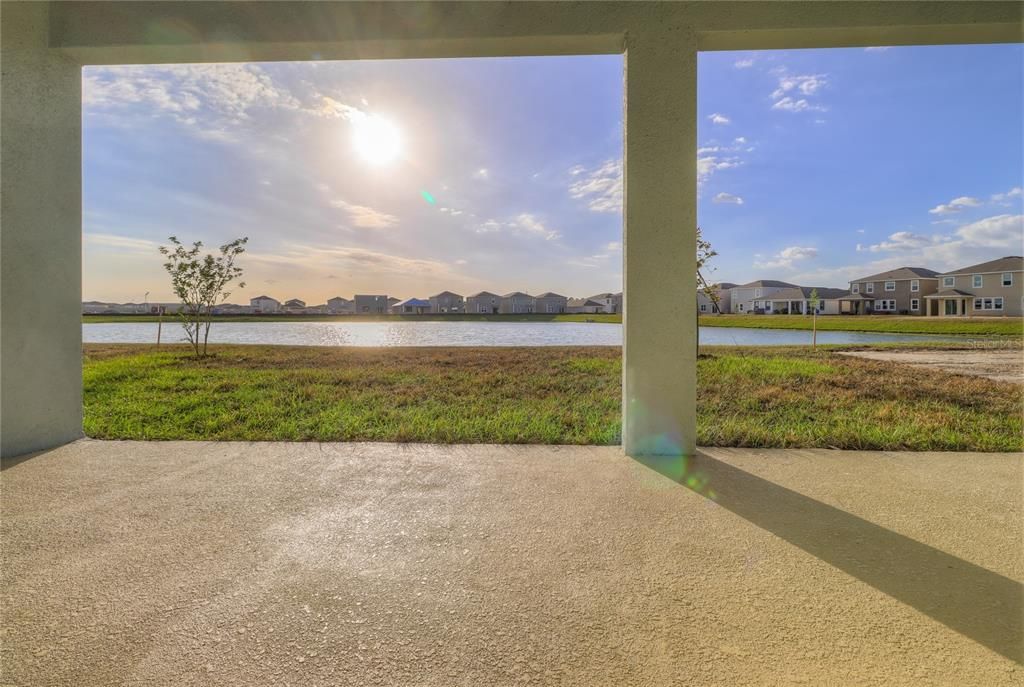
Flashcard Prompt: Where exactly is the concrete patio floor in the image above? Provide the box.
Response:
[2,441,1021,686]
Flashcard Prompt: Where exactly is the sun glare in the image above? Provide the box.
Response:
[351,114,402,165]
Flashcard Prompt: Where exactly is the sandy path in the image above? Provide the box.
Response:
[839,349,1024,384]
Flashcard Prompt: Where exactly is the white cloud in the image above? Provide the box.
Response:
[866,231,947,252]
[734,59,755,69]
[991,186,1023,204]
[697,156,742,184]
[473,168,489,180]
[771,97,826,113]
[85,233,160,252]
[708,113,731,125]
[476,219,502,234]
[864,46,892,52]
[770,73,829,113]
[955,213,1023,248]
[733,137,747,144]
[513,213,560,241]
[568,159,622,213]
[329,199,398,228]
[928,196,981,215]
[754,245,818,270]
[712,192,744,205]
[605,241,621,251]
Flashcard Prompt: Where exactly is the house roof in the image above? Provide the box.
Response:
[502,292,532,298]
[284,298,305,305]
[327,296,350,302]
[587,292,619,299]
[839,293,874,301]
[429,291,463,299]
[852,266,939,282]
[939,256,1023,276]
[715,282,738,290]
[568,298,603,307]
[251,295,277,301]
[354,294,388,299]
[467,291,500,298]
[536,292,566,299]
[924,288,975,299]
[394,298,430,307]
[770,286,849,300]
[738,280,799,289]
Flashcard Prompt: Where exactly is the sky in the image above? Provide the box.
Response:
[83,43,1023,303]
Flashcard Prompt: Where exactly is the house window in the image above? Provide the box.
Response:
[876,299,896,311]
[754,289,762,298]
[943,276,955,287]
[738,303,744,311]
[910,280,919,292]
[700,304,707,312]
[995,297,1004,310]
[852,284,859,294]
[1003,273,1013,287]
[973,275,983,288]
[866,283,874,293]
[911,299,919,311]
[884,281,896,291]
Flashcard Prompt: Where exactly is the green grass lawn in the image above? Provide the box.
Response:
[699,314,1022,336]
[83,312,1022,336]
[83,344,1023,451]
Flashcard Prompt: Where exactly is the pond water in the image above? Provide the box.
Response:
[83,321,964,347]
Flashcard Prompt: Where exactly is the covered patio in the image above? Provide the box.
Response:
[839,293,875,315]
[924,289,973,317]
[2,440,1021,685]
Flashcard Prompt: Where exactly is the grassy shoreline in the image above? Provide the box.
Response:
[83,312,1022,336]
[84,343,1022,451]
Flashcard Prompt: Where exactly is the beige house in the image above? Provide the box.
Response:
[499,292,535,314]
[465,291,500,314]
[765,287,848,315]
[534,292,567,314]
[249,295,280,313]
[567,298,605,314]
[697,282,735,314]
[925,256,1023,317]
[429,291,464,313]
[729,280,798,314]
[587,292,622,314]
[841,267,939,315]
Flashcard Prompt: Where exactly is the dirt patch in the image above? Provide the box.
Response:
[839,349,1024,384]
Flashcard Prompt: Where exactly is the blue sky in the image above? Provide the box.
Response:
[83,44,1022,303]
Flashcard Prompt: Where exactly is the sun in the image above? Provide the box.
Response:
[351,114,401,165]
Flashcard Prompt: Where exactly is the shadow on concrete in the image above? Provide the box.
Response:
[633,452,1023,663]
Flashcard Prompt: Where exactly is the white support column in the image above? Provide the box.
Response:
[622,30,697,457]
[1,3,84,457]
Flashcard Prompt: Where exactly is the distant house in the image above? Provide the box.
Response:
[588,292,622,314]
[729,280,799,314]
[763,287,848,315]
[391,297,431,314]
[566,298,604,314]
[250,295,280,313]
[925,256,1023,317]
[429,291,464,314]
[354,294,390,314]
[534,292,567,313]
[697,282,736,314]
[465,291,501,314]
[499,292,535,314]
[842,267,939,315]
[211,303,251,315]
[283,298,306,312]
[326,296,354,314]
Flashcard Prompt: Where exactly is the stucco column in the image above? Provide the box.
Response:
[1,3,84,457]
[622,30,697,457]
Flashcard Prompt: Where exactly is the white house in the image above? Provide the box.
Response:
[729,280,799,314]
[327,296,354,314]
[249,295,280,313]
[587,292,622,314]
[465,291,501,314]
[499,292,535,314]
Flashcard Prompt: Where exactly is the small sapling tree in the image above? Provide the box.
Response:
[159,236,248,357]
[696,226,719,351]
[809,288,820,351]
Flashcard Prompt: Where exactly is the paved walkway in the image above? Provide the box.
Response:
[3,441,1021,685]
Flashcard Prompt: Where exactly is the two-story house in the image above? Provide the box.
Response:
[841,267,939,315]
[697,282,735,314]
[925,256,1023,317]
[534,292,567,313]
[465,291,501,314]
[326,296,354,314]
[429,291,464,313]
[499,292,535,314]
[249,295,280,313]
[354,294,390,314]
[729,280,798,314]
[587,292,622,314]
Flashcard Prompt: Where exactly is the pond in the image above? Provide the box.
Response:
[83,321,965,347]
